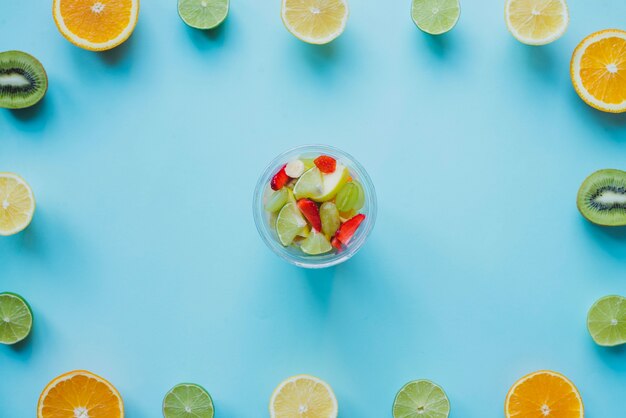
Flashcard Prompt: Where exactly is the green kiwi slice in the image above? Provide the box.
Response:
[0,51,48,109]
[577,169,626,227]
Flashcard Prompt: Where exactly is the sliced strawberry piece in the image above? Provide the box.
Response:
[314,155,337,174]
[331,236,343,251]
[297,199,322,232]
[335,214,366,245]
[271,165,290,190]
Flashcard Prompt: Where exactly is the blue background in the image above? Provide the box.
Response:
[1,0,626,416]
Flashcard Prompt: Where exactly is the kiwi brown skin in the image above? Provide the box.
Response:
[577,169,626,227]
[0,50,48,109]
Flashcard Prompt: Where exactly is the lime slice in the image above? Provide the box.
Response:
[294,166,349,202]
[276,202,308,246]
[412,0,460,35]
[178,0,229,30]
[393,380,450,418]
[300,229,333,255]
[0,292,33,345]
[163,383,214,418]
[587,295,626,347]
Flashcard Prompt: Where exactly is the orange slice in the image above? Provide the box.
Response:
[505,370,583,418]
[53,0,140,51]
[38,370,124,418]
[571,29,626,113]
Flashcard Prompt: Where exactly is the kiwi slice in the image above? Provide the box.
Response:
[0,51,48,109]
[577,169,626,227]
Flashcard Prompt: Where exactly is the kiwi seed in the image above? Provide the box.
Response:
[0,50,48,109]
[577,169,626,227]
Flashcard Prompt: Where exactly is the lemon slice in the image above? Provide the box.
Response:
[0,173,35,236]
[571,30,626,113]
[281,0,349,45]
[270,375,338,418]
[276,202,308,246]
[294,166,349,202]
[505,0,569,46]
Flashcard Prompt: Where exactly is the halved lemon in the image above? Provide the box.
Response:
[281,0,349,45]
[0,173,35,236]
[270,375,338,418]
[505,0,569,46]
[571,29,626,113]
[53,0,140,51]
[38,370,124,418]
[505,370,583,418]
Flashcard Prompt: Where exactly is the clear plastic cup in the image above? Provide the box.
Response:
[253,145,377,269]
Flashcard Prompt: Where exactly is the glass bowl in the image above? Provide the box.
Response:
[253,145,377,269]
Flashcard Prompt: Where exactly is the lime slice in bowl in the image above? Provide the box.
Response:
[163,383,214,418]
[178,0,229,30]
[0,292,33,345]
[587,295,626,347]
[300,229,333,255]
[393,380,450,418]
[276,202,308,246]
[412,0,460,35]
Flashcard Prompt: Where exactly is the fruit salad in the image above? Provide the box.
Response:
[263,154,367,256]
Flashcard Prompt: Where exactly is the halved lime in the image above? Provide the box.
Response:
[412,0,460,35]
[0,292,33,345]
[300,229,333,255]
[587,295,626,347]
[178,0,229,30]
[276,202,307,246]
[393,380,450,418]
[294,166,350,202]
[163,383,214,418]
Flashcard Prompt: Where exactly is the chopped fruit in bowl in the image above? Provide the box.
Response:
[254,145,376,268]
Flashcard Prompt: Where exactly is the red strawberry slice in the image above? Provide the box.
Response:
[314,155,337,174]
[297,199,322,232]
[335,214,366,245]
[331,237,343,251]
[271,165,290,190]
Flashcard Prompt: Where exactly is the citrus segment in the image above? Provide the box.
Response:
[38,370,124,418]
[505,371,583,418]
[411,0,460,35]
[505,0,569,46]
[300,229,333,255]
[53,0,139,51]
[178,0,229,30]
[281,0,349,45]
[571,30,626,113]
[393,380,450,418]
[0,173,35,236]
[587,295,626,347]
[276,202,308,246]
[0,293,33,345]
[163,383,214,418]
[270,375,338,418]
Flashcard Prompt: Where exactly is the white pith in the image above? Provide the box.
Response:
[571,30,626,113]
[505,0,569,46]
[0,73,30,88]
[53,0,139,50]
[73,407,89,418]
[595,190,626,205]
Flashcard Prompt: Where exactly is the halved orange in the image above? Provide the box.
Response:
[571,29,626,113]
[38,370,124,418]
[53,0,140,51]
[505,370,583,418]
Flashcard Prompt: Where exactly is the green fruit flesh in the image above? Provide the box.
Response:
[300,229,333,255]
[0,292,33,345]
[353,181,365,210]
[577,169,626,227]
[336,182,359,212]
[0,51,47,109]
[587,295,626,347]
[265,188,289,213]
[178,0,229,30]
[294,166,349,202]
[276,202,308,246]
[393,380,450,418]
[163,383,214,418]
[320,202,341,238]
[412,0,460,35]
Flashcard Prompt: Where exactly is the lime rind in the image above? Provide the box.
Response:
[163,383,214,418]
[412,0,460,35]
[587,295,626,347]
[0,292,33,345]
[393,380,450,418]
[300,229,333,255]
[276,202,308,246]
[178,0,229,30]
